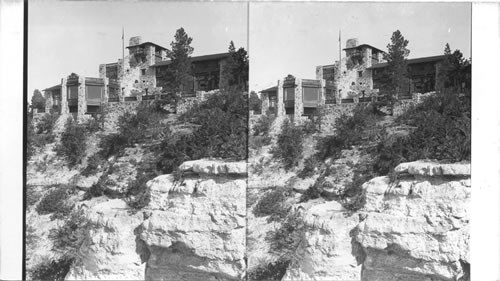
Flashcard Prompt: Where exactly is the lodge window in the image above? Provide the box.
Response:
[141,69,146,76]
[358,71,363,77]
[284,87,295,101]
[269,93,277,108]
[303,87,320,108]
[86,85,103,101]
[67,86,78,99]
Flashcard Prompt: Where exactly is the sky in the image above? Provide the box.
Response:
[249,2,471,92]
[28,1,471,97]
[28,0,248,98]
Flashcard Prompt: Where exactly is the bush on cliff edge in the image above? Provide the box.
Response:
[157,89,248,173]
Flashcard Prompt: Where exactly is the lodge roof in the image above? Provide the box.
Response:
[126,42,168,51]
[43,85,61,91]
[260,86,278,93]
[343,44,385,54]
[367,55,447,70]
[151,52,230,68]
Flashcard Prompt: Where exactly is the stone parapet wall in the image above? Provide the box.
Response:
[102,100,149,132]
[176,96,199,115]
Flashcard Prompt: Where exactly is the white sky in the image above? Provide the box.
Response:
[28,0,248,98]
[249,2,471,92]
[28,1,471,97]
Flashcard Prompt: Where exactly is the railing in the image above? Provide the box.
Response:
[398,95,413,100]
[124,96,137,101]
[341,98,354,103]
[181,92,197,98]
[325,99,337,104]
[108,97,119,102]
[142,95,155,101]
[359,97,372,103]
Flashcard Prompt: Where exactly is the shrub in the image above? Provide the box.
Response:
[36,185,74,220]
[316,104,381,160]
[98,133,128,159]
[157,90,248,173]
[247,258,290,281]
[27,115,36,158]
[36,112,58,134]
[249,136,271,151]
[253,114,274,137]
[49,208,92,260]
[300,180,323,202]
[297,156,321,179]
[266,211,306,259]
[124,169,157,210]
[57,118,87,167]
[85,117,101,133]
[271,119,304,170]
[30,257,74,281]
[372,92,470,174]
[81,153,104,177]
[99,101,170,158]
[26,185,42,207]
[253,187,290,222]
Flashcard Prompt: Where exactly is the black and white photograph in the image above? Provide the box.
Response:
[25,1,248,280]
[247,2,472,281]
[0,1,500,281]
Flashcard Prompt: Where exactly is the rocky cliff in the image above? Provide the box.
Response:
[65,159,247,281]
[352,161,470,281]
[280,160,470,281]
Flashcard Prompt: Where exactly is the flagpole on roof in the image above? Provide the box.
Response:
[122,27,125,71]
[338,29,342,75]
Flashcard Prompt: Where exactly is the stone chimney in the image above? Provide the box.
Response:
[346,38,359,49]
[129,36,142,46]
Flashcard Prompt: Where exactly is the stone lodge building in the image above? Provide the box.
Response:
[44,36,230,119]
[261,38,466,121]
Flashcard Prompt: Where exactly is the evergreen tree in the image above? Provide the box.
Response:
[377,30,410,114]
[249,91,262,113]
[165,27,194,96]
[219,41,249,91]
[384,30,410,100]
[31,89,45,112]
[437,43,467,92]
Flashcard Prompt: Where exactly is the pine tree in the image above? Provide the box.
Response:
[437,43,466,92]
[219,41,249,91]
[165,27,194,96]
[31,89,45,112]
[377,30,410,114]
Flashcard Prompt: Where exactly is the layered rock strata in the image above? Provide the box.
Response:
[64,159,246,281]
[352,161,470,281]
[138,160,247,281]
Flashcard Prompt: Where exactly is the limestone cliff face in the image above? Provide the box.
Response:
[138,160,247,281]
[352,161,470,281]
[280,161,469,281]
[281,201,361,281]
[64,159,246,281]
[65,199,146,280]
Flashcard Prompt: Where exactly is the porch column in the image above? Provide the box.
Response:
[60,78,69,115]
[103,78,109,103]
[277,79,284,117]
[261,92,270,114]
[294,78,303,122]
[319,79,326,106]
[77,76,86,121]
[44,91,53,114]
